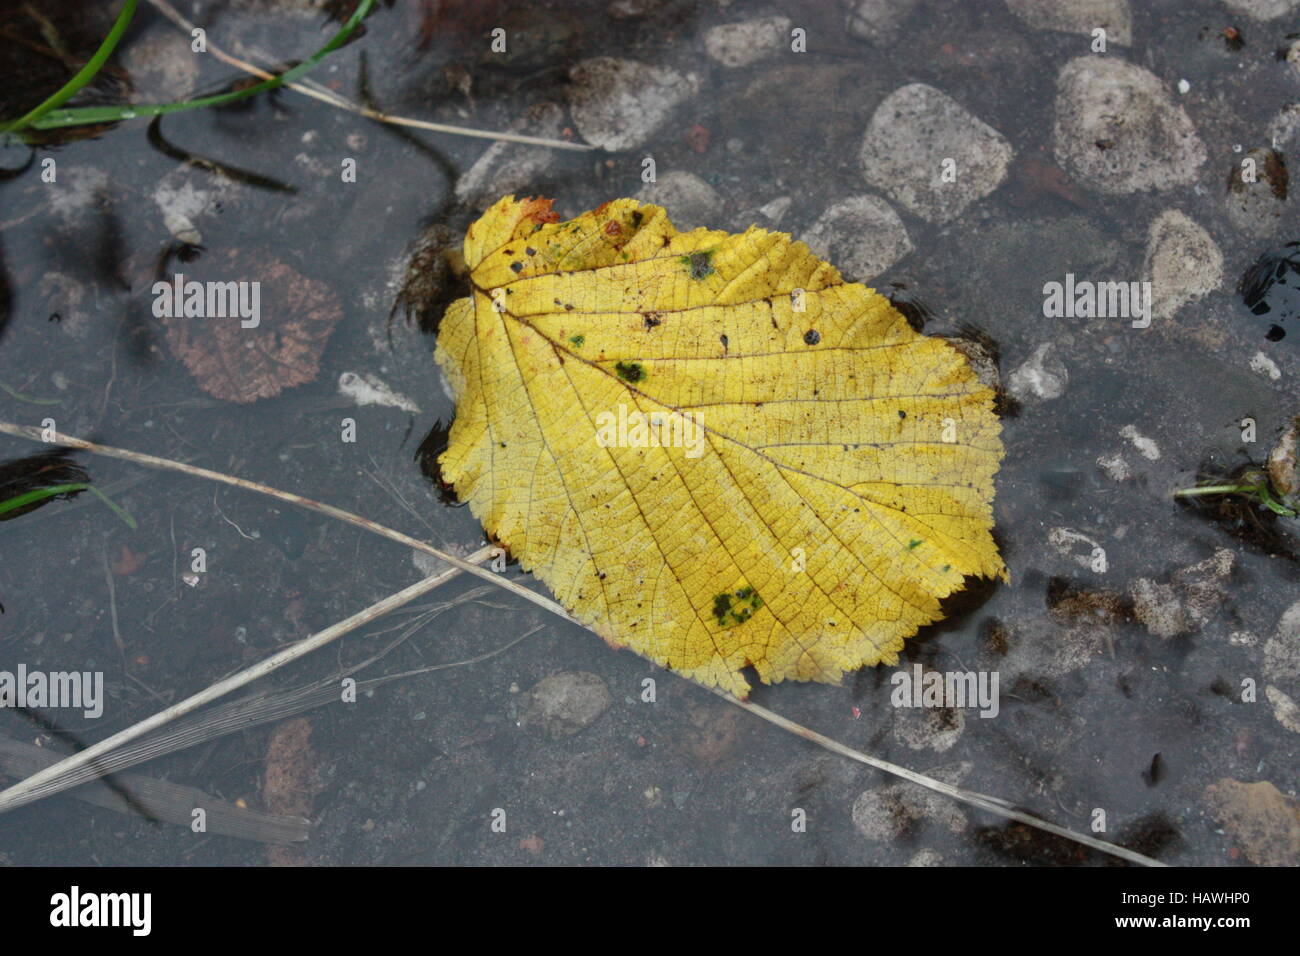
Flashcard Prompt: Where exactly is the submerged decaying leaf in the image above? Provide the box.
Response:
[161,250,341,403]
[1204,778,1300,867]
[435,196,1004,696]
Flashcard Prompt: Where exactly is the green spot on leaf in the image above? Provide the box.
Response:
[615,361,645,383]
[569,334,585,347]
[907,539,922,550]
[681,250,715,280]
[712,587,763,628]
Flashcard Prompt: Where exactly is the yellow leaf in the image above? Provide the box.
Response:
[435,195,1005,696]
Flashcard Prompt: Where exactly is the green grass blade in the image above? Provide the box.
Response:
[0,483,89,518]
[0,482,136,528]
[0,0,139,134]
[0,381,63,405]
[29,0,376,131]
[87,485,138,529]
[1172,484,1248,498]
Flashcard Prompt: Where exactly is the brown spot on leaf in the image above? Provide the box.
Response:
[520,196,560,224]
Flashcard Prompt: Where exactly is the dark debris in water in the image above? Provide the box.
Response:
[884,280,936,332]
[0,449,88,521]
[1237,242,1300,346]
[1177,460,1298,562]
[0,1,133,147]
[416,419,464,507]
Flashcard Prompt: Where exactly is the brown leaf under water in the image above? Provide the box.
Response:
[160,250,341,403]
[1008,155,1090,209]
[1204,778,1300,866]
[263,717,319,866]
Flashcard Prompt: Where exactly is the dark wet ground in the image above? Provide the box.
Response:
[0,0,1296,865]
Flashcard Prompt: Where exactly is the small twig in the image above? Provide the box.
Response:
[0,591,530,801]
[100,544,126,669]
[0,734,309,844]
[0,550,491,812]
[713,691,1165,867]
[0,421,572,620]
[0,422,1164,865]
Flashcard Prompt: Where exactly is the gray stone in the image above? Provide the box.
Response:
[636,171,723,231]
[1260,598,1299,732]
[892,704,965,752]
[845,0,923,43]
[37,272,91,338]
[1220,0,1300,19]
[1224,148,1289,238]
[49,166,110,227]
[124,32,199,102]
[731,195,792,233]
[518,672,612,738]
[1264,599,1300,684]
[455,103,565,210]
[982,616,1108,682]
[1143,210,1223,321]
[906,849,947,866]
[851,763,970,840]
[1053,57,1206,194]
[799,195,912,281]
[1048,527,1106,570]
[1265,687,1300,733]
[1250,351,1282,380]
[608,0,663,18]
[1097,452,1132,481]
[1268,104,1300,151]
[1131,579,1188,639]
[567,58,699,152]
[1120,424,1161,460]
[1005,0,1132,46]
[704,16,791,68]
[1008,343,1068,400]
[1282,40,1300,81]
[1267,417,1299,506]
[1131,549,1234,639]
[152,167,237,246]
[860,84,1013,223]
[338,372,420,413]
